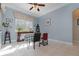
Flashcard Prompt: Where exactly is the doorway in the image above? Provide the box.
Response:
[73,8,79,46]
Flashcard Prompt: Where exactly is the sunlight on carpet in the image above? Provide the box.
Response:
[0,42,33,56]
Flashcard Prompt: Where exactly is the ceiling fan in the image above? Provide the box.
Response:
[29,3,45,11]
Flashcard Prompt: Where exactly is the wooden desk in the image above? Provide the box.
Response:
[17,31,33,42]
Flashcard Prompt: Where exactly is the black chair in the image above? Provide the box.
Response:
[33,33,41,49]
[4,31,11,44]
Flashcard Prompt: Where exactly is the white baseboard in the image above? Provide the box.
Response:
[1,40,17,45]
[49,39,72,46]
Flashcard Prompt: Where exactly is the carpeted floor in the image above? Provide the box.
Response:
[0,40,79,56]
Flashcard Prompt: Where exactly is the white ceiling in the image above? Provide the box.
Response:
[2,3,68,17]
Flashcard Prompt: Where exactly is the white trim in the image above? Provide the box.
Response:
[49,39,72,46]
[1,39,17,45]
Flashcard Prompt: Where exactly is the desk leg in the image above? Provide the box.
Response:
[17,33,21,42]
[29,37,30,46]
[39,41,40,47]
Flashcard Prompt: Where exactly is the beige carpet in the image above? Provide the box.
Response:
[0,40,79,56]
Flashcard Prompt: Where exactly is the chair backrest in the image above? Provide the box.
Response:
[42,33,48,40]
[33,33,41,42]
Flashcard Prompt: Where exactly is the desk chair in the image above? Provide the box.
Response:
[33,33,41,49]
[41,33,48,46]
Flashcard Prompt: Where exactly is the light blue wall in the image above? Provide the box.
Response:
[38,4,79,43]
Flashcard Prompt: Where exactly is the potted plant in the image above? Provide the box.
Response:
[2,22,9,27]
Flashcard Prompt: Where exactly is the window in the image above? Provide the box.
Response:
[15,19,33,32]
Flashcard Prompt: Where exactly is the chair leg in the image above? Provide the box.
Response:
[4,40,6,44]
[29,38,30,45]
[4,37,6,44]
[9,40,11,43]
[42,40,45,46]
[33,42,35,50]
[39,41,40,47]
[9,37,11,43]
[47,40,48,44]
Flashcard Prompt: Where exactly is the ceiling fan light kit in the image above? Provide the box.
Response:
[29,3,45,11]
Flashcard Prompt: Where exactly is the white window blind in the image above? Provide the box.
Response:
[15,19,33,32]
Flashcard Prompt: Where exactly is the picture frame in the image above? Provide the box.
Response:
[45,18,51,26]
[2,18,13,28]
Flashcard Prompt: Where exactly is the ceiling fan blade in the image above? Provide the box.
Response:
[37,8,40,11]
[29,3,45,7]
[29,3,37,5]
[29,3,32,4]
[28,3,45,11]
[38,4,45,6]
[29,6,33,10]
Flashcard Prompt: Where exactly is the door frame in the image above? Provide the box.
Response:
[72,8,79,45]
